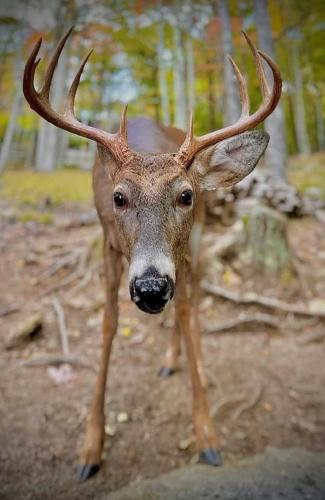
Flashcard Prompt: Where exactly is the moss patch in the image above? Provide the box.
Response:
[288,152,325,200]
[1,170,92,207]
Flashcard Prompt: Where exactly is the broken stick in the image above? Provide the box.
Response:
[201,281,325,319]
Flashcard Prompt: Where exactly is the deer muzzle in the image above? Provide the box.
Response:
[129,266,174,314]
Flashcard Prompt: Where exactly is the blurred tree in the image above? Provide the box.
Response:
[217,0,240,125]
[157,0,171,125]
[254,0,288,182]
[185,0,195,114]
[35,1,76,171]
[172,0,187,129]
[291,40,311,155]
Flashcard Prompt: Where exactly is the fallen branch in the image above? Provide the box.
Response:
[297,330,325,345]
[231,383,264,420]
[211,392,246,419]
[205,313,282,335]
[0,304,20,318]
[21,354,78,367]
[201,281,325,319]
[51,296,70,357]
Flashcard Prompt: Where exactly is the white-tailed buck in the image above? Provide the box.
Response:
[23,27,282,481]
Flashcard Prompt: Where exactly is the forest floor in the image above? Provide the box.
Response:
[0,164,325,500]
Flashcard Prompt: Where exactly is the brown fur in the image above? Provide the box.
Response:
[82,119,219,470]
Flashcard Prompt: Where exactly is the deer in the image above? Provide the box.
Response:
[23,27,282,482]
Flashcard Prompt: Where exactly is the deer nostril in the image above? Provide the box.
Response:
[135,277,169,298]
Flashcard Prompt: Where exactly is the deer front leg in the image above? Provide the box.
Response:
[176,262,222,466]
[77,242,122,482]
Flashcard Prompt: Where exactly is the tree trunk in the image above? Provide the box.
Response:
[291,44,311,155]
[207,68,217,131]
[217,0,240,125]
[0,90,23,172]
[157,6,171,125]
[35,0,74,171]
[35,41,69,171]
[185,0,195,114]
[173,1,187,129]
[241,204,293,291]
[254,0,288,182]
[314,93,325,151]
[186,35,195,113]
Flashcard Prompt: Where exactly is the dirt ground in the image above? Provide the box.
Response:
[0,201,325,500]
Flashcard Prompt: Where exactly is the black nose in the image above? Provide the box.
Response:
[130,267,174,314]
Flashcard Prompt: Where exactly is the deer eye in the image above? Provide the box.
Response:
[113,191,128,208]
[178,190,193,207]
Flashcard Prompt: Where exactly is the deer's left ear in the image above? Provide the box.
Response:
[190,130,269,190]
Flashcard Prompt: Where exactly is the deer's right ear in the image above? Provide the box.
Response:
[97,145,120,180]
[190,130,269,190]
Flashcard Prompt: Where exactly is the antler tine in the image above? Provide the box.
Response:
[23,38,42,98]
[42,27,74,99]
[228,55,250,119]
[23,28,135,166]
[175,31,282,169]
[66,49,93,117]
[119,105,128,138]
[242,31,270,98]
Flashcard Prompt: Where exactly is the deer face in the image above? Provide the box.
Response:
[98,150,199,313]
[98,129,269,314]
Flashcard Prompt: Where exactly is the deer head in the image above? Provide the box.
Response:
[23,28,282,314]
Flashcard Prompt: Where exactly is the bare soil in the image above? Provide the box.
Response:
[0,203,325,500]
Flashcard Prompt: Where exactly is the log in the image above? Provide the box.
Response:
[204,313,282,334]
[201,281,325,319]
[5,312,43,349]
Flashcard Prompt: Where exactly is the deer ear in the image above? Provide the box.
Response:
[191,130,269,190]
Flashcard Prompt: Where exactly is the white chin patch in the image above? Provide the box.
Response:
[129,253,176,282]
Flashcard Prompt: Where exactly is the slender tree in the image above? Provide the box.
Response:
[185,0,195,113]
[172,0,187,129]
[254,0,288,182]
[157,1,171,125]
[291,42,311,155]
[217,0,240,125]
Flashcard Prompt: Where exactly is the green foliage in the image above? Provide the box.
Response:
[18,210,54,225]
[1,170,93,207]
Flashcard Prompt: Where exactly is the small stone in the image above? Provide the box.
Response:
[234,430,247,441]
[117,412,129,423]
[105,424,116,437]
[120,326,132,338]
[178,437,192,451]
[263,402,273,412]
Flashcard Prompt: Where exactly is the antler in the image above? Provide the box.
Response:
[23,27,134,165]
[175,32,282,168]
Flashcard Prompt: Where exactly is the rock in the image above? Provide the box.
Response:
[102,448,325,500]
[117,412,129,423]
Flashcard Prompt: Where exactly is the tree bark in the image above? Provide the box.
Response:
[291,43,311,155]
[254,0,288,182]
[217,0,240,125]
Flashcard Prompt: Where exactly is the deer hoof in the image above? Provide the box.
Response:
[77,463,100,482]
[158,367,175,378]
[199,448,222,466]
